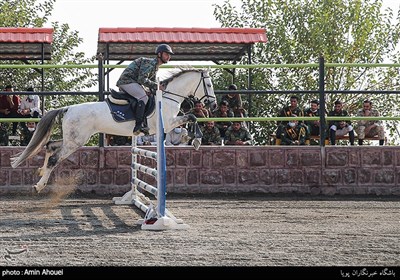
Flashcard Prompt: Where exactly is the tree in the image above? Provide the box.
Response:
[0,0,98,144]
[0,0,97,105]
[213,0,400,145]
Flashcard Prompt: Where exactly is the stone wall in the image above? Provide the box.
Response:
[1,145,399,196]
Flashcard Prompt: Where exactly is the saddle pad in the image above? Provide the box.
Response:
[106,99,135,122]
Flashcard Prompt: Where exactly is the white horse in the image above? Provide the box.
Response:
[10,68,216,193]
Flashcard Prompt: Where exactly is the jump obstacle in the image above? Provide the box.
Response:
[112,88,189,231]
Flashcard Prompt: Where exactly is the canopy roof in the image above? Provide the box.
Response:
[97,27,267,62]
[0,27,53,60]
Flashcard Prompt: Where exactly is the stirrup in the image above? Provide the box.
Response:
[133,125,142,133]
[140,126,150,135]
[133,125,149,135]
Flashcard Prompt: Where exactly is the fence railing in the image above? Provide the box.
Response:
[1,61,400,146]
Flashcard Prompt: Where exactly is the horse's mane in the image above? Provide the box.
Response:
[161,67,205,84]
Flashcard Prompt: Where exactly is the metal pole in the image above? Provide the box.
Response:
[156,81,166,217]
[318,56,326,147]
[98,53,105,147]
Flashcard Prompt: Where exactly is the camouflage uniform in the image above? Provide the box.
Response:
[0,123,8,146]
[188,106,210,128]
[212,106,234,137]
[224,125,253,145]
[116,57,159,91]
[355,108,385,140]
[20,126,34,146]
[116,57,160,134]
[201,125,222,145]
[221,94,247,117]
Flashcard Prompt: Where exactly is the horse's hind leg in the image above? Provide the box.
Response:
[38,140,62,177]
[34,141,80,193]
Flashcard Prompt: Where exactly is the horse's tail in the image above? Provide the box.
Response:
[10,108,67,168]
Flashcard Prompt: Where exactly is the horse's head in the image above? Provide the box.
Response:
[161,68,217,112]
[197,69,217,112]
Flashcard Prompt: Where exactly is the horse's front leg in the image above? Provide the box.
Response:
[166,114,197,132]
[167,114,203,150]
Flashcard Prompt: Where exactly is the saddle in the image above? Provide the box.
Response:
[106,89,155,122]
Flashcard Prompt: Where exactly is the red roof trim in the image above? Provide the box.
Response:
[98,27,267,44]
[0,27,53,34]
[99,27,266,34]
[0,28,53,43]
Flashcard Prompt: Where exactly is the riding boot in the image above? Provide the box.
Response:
[358,139,363,146]
[133,100,149,134]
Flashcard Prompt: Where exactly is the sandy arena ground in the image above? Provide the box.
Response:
[0,190,399,276]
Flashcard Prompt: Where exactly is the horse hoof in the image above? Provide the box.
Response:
[32,185,40,194]
[187,114,197,123]
[192,138,201,150]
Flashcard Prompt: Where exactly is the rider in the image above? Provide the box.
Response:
[116,43,174,134]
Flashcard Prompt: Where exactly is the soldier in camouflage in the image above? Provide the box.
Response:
[212,100,234,138]
[201,121,222,145]
[117,44,174,134]
[0,122,8,146]
[220,84,247,117]
[355,99,385,145]
[224,121,253,145]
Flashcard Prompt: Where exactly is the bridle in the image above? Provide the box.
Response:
[161,70,215,109]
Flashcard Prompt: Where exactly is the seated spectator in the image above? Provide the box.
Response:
[20,121,36,146]
[304,99,324,145]
[0,85,23,135]
[189,100,210,120]
[19,87,42,118]
[279,117,308,145]
[137,134,157,146]
[221,84,248,117]
[355,99,385,146]
[224,121,253,145]
[165,125,190,146]
[108,135,132,146]
[0,122,8,146]
[275,95,304,145]
[327,100,355,145]
[304,100,321,136]
[187,100,210,134]
[201,121,222,145]
[212,100,234,138]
